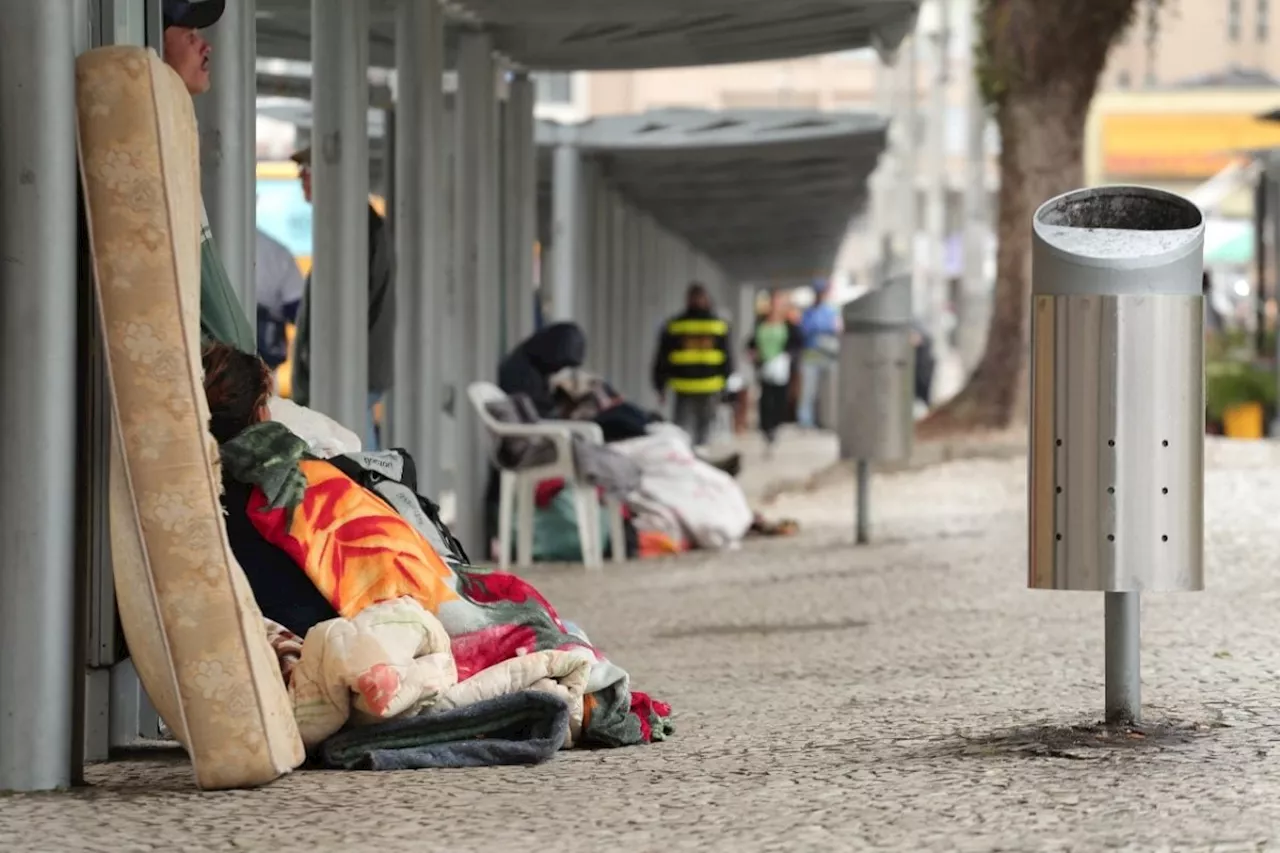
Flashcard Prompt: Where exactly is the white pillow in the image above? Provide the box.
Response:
[268,396,362,458]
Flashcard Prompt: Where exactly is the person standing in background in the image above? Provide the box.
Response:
[652,282,734,447]
[797,279,842,429]
[747,291,804,456]
[255,226,305,370]
[161,0,257,354]
[287,147,397,450]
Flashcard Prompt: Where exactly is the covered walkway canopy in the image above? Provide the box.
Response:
[1,0,919,793]
[255,0,918,69]
[538,108,887,281]
[255,96,887,404]
[537,108,887,401]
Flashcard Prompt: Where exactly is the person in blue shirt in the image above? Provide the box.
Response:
[797,279,842,429]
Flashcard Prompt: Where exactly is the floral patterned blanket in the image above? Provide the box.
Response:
[225,422,672,746]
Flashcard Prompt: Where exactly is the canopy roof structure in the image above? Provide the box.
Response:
[255,101,887,280]
[255,0,919,70]
[538,108,888,280]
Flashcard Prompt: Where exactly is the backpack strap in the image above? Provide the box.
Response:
[326,451,470,565]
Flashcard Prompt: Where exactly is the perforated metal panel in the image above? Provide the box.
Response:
[1028,187,1205,592]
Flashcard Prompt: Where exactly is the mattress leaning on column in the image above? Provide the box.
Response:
[75,45,305,790]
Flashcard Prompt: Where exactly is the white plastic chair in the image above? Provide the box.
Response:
[468,382,626,570]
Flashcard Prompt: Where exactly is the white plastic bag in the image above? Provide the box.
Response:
[611,432,753,550]
[760,353,791,386]
[268,396,362,458]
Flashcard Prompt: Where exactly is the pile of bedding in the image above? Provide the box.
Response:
[231,422,672,767]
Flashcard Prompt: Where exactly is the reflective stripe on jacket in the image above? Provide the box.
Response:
[652,310,733,396]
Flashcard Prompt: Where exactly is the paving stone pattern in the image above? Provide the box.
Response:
[5,437,1280,851]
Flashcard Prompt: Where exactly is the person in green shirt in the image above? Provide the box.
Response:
[746,290,803,454]
[162,0,257,354]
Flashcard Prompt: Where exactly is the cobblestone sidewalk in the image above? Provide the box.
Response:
[5,437,1280,852]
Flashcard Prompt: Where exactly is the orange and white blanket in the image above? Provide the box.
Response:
[265,598,589,749]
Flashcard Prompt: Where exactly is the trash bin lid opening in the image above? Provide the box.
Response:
[1036,187,1202,233]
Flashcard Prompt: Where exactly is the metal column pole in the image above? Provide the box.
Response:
[590,182,611,358]
[609,195,626,382]
[551,143,584,322]
[924,0,950,354]
[454,31,498,555]
[573,163,594,336]
[195,0,256,317]
[504,73,536,350]
[392,0,445,494]
[0,0,78,792]
[310,0,370,432]
[624,205,643,401]
[855,459,871,544]
[1105,592,1141,724]
[898,34,919,293]
[871,50,895,270]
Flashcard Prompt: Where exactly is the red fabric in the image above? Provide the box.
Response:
[534,478,565,508]
[629,691,672,743]
[449,624,540,681]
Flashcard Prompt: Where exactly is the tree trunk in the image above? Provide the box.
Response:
[919,0,1145,438]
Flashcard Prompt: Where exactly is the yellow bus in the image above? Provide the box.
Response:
[255,159,386,398]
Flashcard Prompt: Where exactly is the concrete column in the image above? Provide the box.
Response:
[441,98,457,477]
[589,182,611,361]
[453,31,499,554]
[391,0,445,494]
[618,205,637,400]
[643,217,665,408]
[896,35,920,286]
[551,143,585,322]
[924,0,951,354]
[195,0,256,316]
[0,0,78,792]
[503,73,537,351]
[310,0,370,431]
[608,195,626,383]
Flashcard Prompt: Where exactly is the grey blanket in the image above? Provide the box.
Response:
[485,393,641,500]
[317,690,572,771]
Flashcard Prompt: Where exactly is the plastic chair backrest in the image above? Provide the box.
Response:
[467,381,512,434]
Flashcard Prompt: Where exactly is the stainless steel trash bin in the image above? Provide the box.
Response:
[837,273,915,464]
[1028,186,1205,592]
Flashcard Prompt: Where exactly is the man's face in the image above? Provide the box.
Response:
[298,165,312,204]
[163,25,212,95]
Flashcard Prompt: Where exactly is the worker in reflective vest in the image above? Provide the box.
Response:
[652,282,734,447]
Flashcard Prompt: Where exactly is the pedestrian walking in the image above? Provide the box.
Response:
[652,282,734,447]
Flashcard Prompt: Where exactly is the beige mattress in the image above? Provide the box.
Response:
[76,45,304,789]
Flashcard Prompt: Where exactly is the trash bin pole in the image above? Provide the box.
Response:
[838,329,914,464]
[1028,186,1205,726]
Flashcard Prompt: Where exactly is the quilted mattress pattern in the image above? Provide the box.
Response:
[76,45,304,789]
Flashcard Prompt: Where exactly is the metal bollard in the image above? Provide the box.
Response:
[837,273,915,544]
[1028,186,1205,725]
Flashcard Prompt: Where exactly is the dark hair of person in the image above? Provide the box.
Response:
[686,281,709,307]
[202,342,272,444]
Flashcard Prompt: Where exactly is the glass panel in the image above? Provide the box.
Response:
[255,176,314,259]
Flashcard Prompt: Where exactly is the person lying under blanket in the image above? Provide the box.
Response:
[202,342,672,748]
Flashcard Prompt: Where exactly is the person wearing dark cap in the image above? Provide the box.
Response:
[286,146,397,450]
[652,282,734,447]
[160,0,257,355]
